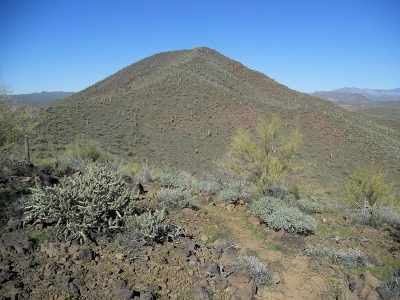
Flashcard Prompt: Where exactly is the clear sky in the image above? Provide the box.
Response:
[1,0,399,94]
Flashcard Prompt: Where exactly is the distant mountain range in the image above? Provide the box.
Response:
[311,87,400,104]
[11,91,75,106]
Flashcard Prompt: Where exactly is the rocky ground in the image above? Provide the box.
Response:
[0,180,399,300]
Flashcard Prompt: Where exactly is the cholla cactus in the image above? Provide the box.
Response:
[24,164,138,243]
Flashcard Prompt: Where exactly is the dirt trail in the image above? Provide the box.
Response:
[201,202,337,299]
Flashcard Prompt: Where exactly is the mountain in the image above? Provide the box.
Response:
[31,47,400,190]
[312,87,400,103]
[12,91,75,106]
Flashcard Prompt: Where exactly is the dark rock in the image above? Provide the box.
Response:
[3,280,23,298]
[77,248,94,262]
[6,217,22,231]
[111,280,134,300]
[0,233,36,255]
[0,269,17,284]
[280,233,306,250]
[16,259,34,272]
[187,285,211,300]
[376,286,392,300]
[220,247,238,266]
[201,262,219,277]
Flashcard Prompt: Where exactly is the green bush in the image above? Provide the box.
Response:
[217,188,239,204]
[265,205,317,235]
[158,173,190,189]
[156,188,192,210]
[296,197,324,213]
[24,164,138,243]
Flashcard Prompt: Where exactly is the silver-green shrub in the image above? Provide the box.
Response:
[158,173,189,189]
[126,209,186,243]
[296,197,324,213]
[251,196,317,235]
[379,206,400,226]
[265,206,317,235]
[24,164,138,243]
[305,247,366,267]
[235,252,270,286]
[250,196,286,220]
[193,180,223,195]
[156,188,192,210]
[217,188,238,204]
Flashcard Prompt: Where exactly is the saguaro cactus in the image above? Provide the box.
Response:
[24,135,30,162]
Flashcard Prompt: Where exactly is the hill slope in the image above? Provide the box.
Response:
[31,47,400,191]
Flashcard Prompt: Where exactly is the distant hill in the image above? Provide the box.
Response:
[312,87,400,103]
[31,47,400,191]
[12,91,75,106]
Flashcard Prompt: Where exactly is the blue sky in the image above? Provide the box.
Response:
[1,0,399,94]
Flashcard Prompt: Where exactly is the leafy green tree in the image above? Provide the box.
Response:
[222,116,303,191]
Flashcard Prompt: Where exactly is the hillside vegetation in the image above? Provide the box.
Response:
[28,47,400,196]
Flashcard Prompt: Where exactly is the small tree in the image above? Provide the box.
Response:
[222,116,303,191]
[345,165,395,226]
[345,165,394,209]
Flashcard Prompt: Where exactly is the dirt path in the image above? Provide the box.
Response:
[200,202,337,299]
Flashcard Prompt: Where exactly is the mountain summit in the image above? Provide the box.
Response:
[35,47,400,184]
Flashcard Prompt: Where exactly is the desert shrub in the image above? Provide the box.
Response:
[1,195,28,220]
[217,188,239,204]
[250,196,286,220]
[352,208,382,228]
[379,206,400,227]
[331,248,367,267]
[193,180,223,195]
[265,205,317,235]
[122,209,186,244]
[380,275,400,299]
[235,252,270,286]
[24,164,138,243]
[263,186,296,203]
[158,173,190,189]
[156,188,192,210]
[221,116,303,192]
[305,247,366,267]
[296,197,324,213]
